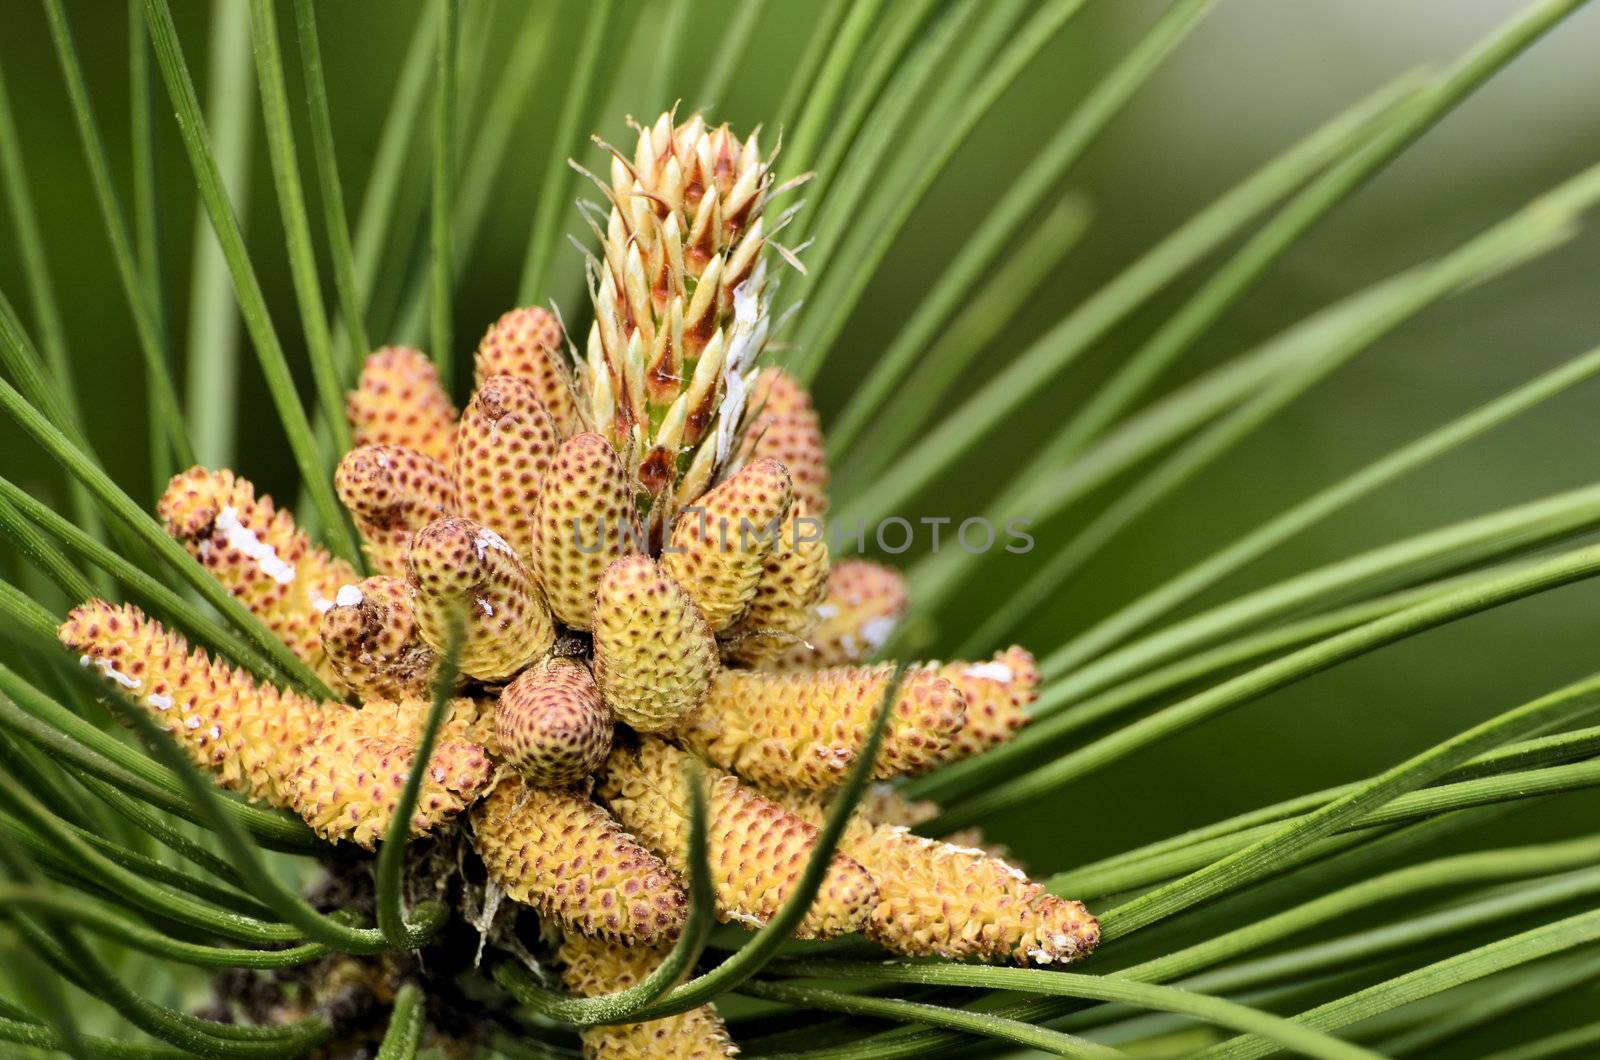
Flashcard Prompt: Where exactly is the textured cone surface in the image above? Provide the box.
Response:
[496,659,613,786]
[454,374,560,564]
[598,737,876,939]
[678,666,965,790]
[777,790,1098,966]
[473,306,578,436]
[61,601,322,806]
[858,784,941,830]
[738,369,829,515]
[723,501,830,666]
[319,576,442,702]
[533,433,642,628]
[158,467,355,686]
[583,112,782,497]
[771,560,908,669]
[335,444,456,576]
[930,646,1038,761]
[407,517,555,680]
[592,556,716,732]
[285,699,493,848]
[472,776,686,944]
[558,933,738,1059]
[346,346,458,464]
[662,458,791,632]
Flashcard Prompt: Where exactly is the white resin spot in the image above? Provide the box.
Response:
[814,603,839,621]
[860,616,897,651]
[215,505,296,585]
[80,654,141,690]
[145,693,175,711]
[962,660,1014,684]
[335,583,365,608]
[474,527,514,560]
[185,716,201,730]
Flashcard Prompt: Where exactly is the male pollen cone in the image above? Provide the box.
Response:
[661,457,792,632]
[929,645,1039,762]
[591,555,717,733]
[158,466,354,686]
[558,932,738,1058]
[771,559,907,669]
[319,575,443,702]
[335,444,456,576]
[496,658,613,787]
[346,346,458,464]
[532,432,643,629]
[472,776,687,945]
[775,789,1100,967]
[473,306,578,436]
[677,665,965,790]
[406,516,555,680]
[723,499,830,666]
[738,368,829,516]
[453,374,559,566]
[598,737,877,940]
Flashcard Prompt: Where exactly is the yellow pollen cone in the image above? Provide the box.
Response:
[557,932,737,1058]
[346,346,458,464]
[678,665,965,790]
[533,432,643,629]
[472,776,687,945]
[771,559,908,669]
[473,306,578,436]
[723,501,830,666]
[158,466,355,686]
[738,368,829,515]
[406,516,555,680]
[454,374,560,565]
[496,659,613,786]
[598,737,877,940]
[319,576,444,702]
[661,457,792,632]
[335,444,456,576]
[591,556,716,733]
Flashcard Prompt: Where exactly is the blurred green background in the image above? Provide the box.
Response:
[2,1,1600,1050]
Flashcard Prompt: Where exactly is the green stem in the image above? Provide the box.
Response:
[516,0,615,305]
[376,984,427,1060]
[40,0,194,469]
[142,0,362,566]
[430,0,459,379]
[248,0,352,456]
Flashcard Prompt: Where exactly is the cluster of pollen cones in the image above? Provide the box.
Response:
[58,112,1096,1056]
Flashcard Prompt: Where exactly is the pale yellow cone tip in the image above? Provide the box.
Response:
[496,658,613,786]
[661,457,793,632]
[723,499,830,666]
[454,374,560,565]
[346,346,459,464]
[598,737,877,939]
[472,776,688,945]
[558,933,738,1058]
[319,575,444,702]
[473,306,578,436]
[771,559,908,669]
[157,466,354,686]
[932,645,1039,761]
[775,789,1099,966]
[739,368,830,516]
[335,444,456,576]
[678,665,965,790]
[533,432,643,629]
[285,700,493,848]
[60,600,321,807]
[406,516,555,680]
[592,555,717,732]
